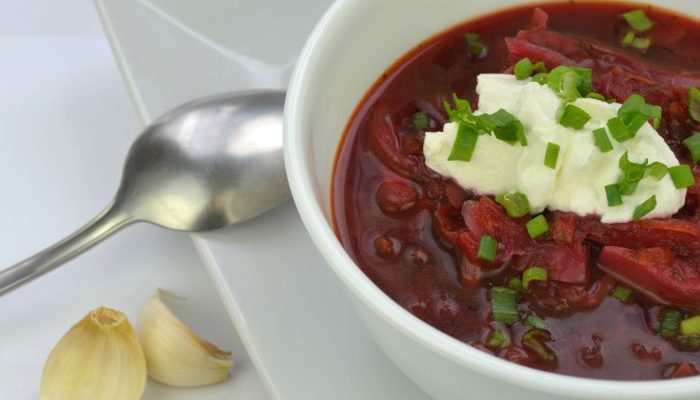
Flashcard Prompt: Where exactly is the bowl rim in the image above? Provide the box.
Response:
[283,0,700,397]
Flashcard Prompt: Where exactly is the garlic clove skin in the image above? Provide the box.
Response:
[139,290,234,387]
[41,307,147,400]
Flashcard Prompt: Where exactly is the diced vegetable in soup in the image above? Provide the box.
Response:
[332,2,700,380]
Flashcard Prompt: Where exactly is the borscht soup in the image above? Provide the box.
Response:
[332,2,700,380]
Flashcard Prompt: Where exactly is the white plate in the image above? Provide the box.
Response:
[0,1,269,399]
[95,0,432,398]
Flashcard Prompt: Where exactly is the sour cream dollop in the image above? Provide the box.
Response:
[423,74,685,223]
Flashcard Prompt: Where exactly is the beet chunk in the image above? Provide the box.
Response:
[376,181,418,213]
[597,246,700,309]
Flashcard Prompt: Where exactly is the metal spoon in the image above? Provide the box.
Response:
[0,90,288,295]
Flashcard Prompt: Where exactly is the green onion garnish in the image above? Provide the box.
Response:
[490,287,519,324]
[464,32,488,59]
[618,152,649,196]
[486,329,508,348]
[621,31,636,46]
[508,277,523,292]
[688,87,700,123]
[486,109,527,146]
[605,184,623,207]
[522,266,548,290]
[532,61,547,74]
[632,37,652,51]
[477,235,498,262]
[683,132,700,162]
[444,93,474,125]
[447,124,479,162]
[668,164,696,189]
[622,9,654,32]
[619,93,662,130]
[560,71,583,102]
[593,127,613,153]
[544,142,560,169]
[532,72,549,85]
[586,92,606,101]
[413,112,429,131]
[607,117,632,142]
[611,286,632,302]
[524,313,547,329]
[633,195,657,220]
[514,57,533,80]
[547,66,593,100]
[681,315,700,336]
[526,215,549,239]
[495,191,530,218]
[559,104,591,129]
[660,308,682,339]
[647,162,668,180]
[522,329,555,362]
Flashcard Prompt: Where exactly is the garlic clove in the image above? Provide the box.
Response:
[41,307,146,400]
[138,289,234,387]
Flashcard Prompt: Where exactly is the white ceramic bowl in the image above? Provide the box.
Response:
[284,0,700,399]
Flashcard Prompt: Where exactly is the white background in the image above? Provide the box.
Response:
[0,0,269,398]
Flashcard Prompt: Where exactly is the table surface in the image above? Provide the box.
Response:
[0,0,270,398]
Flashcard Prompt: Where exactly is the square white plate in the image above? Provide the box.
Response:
[95,0,432,398]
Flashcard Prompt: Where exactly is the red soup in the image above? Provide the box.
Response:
[332,2,700,380]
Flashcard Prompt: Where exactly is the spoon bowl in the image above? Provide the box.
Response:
[0,89,288,295]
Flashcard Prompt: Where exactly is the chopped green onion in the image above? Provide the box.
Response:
[611,286,632,302]
[633,195,657,220]
[618,94,662,131]
[660,308,682,339]
[688,87,700,123]
[559,104,591,129]
[514,57,533,80]
[532,61,547,74]
[605,184,623,207]
[544,142,560,169]
[560,71,584,101]
[524,313,547,329]
[495,191,530,218]
[487,329,508,348]
[618,152,649,195]
[444,93,473,125]
[606,98,617,104]
[647,162,668,180]
[488,109,527,145]
[532,72,549,85]
[668,164,696,189]
[464,32,488,58]
[522,329,556,362]
[680,336,700,350]
[490,287,519,324]
[607,117,633,142]
[586,92,606,101]
[546,66,593,101]
[680,315,700,336]
[526,215,549,239]
[448,124,479,162]
[632,37,652,51]
[622,9,654,32]
[621,31,636,46]
[413,112,429,131]
[522,266,548,290]
[477,235,498,262]
[593,127,613,152]
[508,277,523,292]
[683,132,700,162]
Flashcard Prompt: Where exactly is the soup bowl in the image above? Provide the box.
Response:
[284,0,700,398]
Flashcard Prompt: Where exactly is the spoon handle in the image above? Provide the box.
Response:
[0,202,130,296]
